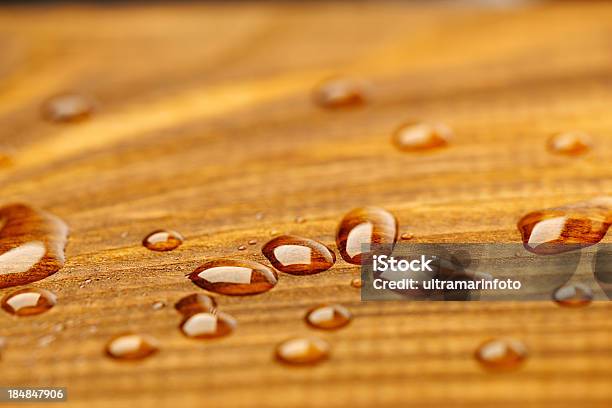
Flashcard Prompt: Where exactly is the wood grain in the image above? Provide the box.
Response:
[0,1,611,407]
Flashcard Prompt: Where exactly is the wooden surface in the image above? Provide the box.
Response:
[1,1,612,407]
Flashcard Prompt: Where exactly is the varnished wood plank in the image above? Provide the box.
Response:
[0,1,611,407]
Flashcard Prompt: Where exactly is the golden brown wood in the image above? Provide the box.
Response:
[0,1,611,407]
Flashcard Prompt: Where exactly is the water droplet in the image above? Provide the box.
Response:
[269,229,280,236]
[255,212,264,221]
[151,301,166,311]
[305,304,352,330]
[1,288,56,316]
[52,323,65,332]
[179,311,236,339]
[553,283,593,307]
[0,204,69,288]
[294,216,306,224]
[262,235,335,275]
[392,122,451,152]
[547,132,592,156]
[400,232,414,240]
[237,245,247,251]
[188,259,278,295]
[336,207,398,264]
[248,239,257,246]
[79,278,92,289]
[350,277,363,288]
[41,93,95,123]
[275,337,330,365]
[518,197,611,254]
[105,333,159,361]
[174,293,217,315]
[313,76,369,109]
[142,230,183,252]
[475,338,527,370]
[38,334,56,348]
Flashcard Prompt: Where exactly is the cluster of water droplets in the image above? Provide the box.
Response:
[0,78,609,368]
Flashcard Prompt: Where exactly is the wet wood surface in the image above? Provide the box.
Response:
[0,1,611,407]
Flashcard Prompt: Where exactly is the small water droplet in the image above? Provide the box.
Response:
[350,277,363,288]
[38,334,56,348]
[0,204,69,288]
[517,197,611,254]
[553,283,593,307]
[189,259,278,295]
[88,325,98,334]
[262,235,335,275]
[275,337,330,365]
[105,333,159,361]
[79,278,92,289]
[120,231,128,238]
[294,216,306,224]
[1,288,57,316]
[255,212,264,221]
[248,239,257,246]
[179,311,236,339]
[52,323,65,332]
[237,245,247,251]
[305,304,352,330]
[174,293,217,315]
[547,132,592,156]
[392,122,451,152]
[400,232,414,240]
[336,207,398,264]
[151,301,166,311]
[269,229,280,236]
[475,338,527,370]
[313,76,369,109]
[42,93,95,123]
[142,230,183,252]
[0,337,6,350]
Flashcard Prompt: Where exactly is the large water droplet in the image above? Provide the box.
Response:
[262,235,335,275]
[552,283,593,307]
[313,76,369,109]
[41,93,95,123]
[305,304,352,330]
[517,197,611,254]
[142,230,183,252]
[475,338,527,370]
[350,277,363,288]
[336,207,398,264]
[275,337,330,365]
[188,260,278,295]
[1,288,56,316]
[547,132,592,156]
[174,293,217,315]
[179,311,236,339]
[0,204,69,288]
[392,122,451,152]
[105,333,159,361]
